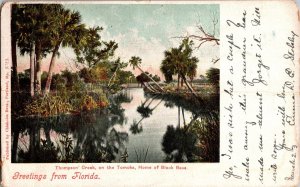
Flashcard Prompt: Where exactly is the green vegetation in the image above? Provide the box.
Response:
[12,4,220,117]
[11,4,136,117]
[206,68,220,93]
[161,39,198,93]
[11,4,220,164]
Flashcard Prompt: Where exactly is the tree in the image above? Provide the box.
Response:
[152,75,161,82]
[44,8,85,94]
[136,72,150,87]
[34,5,62,94]
[14,5,62,95]
[174,14,220,63]
[161,48,180,89]
[61,70,81,88]
[74,26,118,68]
[79,64,109,84]
[90,64,109,83]
[161,39,198,94]
[51,73,66,90]
[12,4,40,96]
[107,57,128,87]
[115,70,134,85]
[129,56,164,92]
[79,67,93,83]
[175,14,219,48]
[187,58,197,86]
[206,68,219,93]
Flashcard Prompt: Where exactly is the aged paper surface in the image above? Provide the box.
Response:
[1,1,299,186]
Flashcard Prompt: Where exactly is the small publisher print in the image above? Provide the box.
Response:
[11,3,220,163]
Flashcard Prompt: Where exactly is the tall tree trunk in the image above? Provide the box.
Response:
[180,73,205,106]
[177,74,180,91]
[182,108,186,127]
[34,54,37,91]
[108,64,119,87]
[30,44,35,97]
[147,82,160,93]
[35,43,42,94]
[11,4,19,91]
[144,82,156,93]
[180,73,197,96]
[152,99,163,111]
[11,30,19,91]
[137,66,164,92]
[178,106,181,127]
[44,44,60,94]
[181,77,184,87]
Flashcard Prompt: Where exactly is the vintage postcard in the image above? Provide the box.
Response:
[1,1,299,186]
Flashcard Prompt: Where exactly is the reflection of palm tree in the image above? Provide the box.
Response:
[130,120,143,134]
[137,105,153,118]
[160,92,220,162]
[176,106,187,128]
[162,125,198,162]
[164,100,175,108]
[11,126,20,162]
[130,99,163,135]
[136,96,158,118]
[162,108,219,162]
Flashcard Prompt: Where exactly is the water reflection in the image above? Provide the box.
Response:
[129,96,163,135]
[12,88,219,163]
[12,91,131,163]
[156,93,220,162]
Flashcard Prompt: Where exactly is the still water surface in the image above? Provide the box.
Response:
[12,88,219,163]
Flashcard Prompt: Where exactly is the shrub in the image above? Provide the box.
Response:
[24,95,72,117]
[80,95,98,111]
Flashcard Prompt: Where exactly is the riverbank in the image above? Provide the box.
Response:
[12,87,110,118]
[143,82,219,107]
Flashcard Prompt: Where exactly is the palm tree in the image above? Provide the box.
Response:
[129,56,164,92]
[161,39,199,95]
[32,5,62,94]
[161,48,182,90]
[44,8,85,94]
[12,4,37,96]
[13,5,57,96]
[187,57,197,86]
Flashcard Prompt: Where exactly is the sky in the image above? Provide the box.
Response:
[18,3,220,78]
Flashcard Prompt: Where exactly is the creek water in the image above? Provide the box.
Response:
[12,88,219,163]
